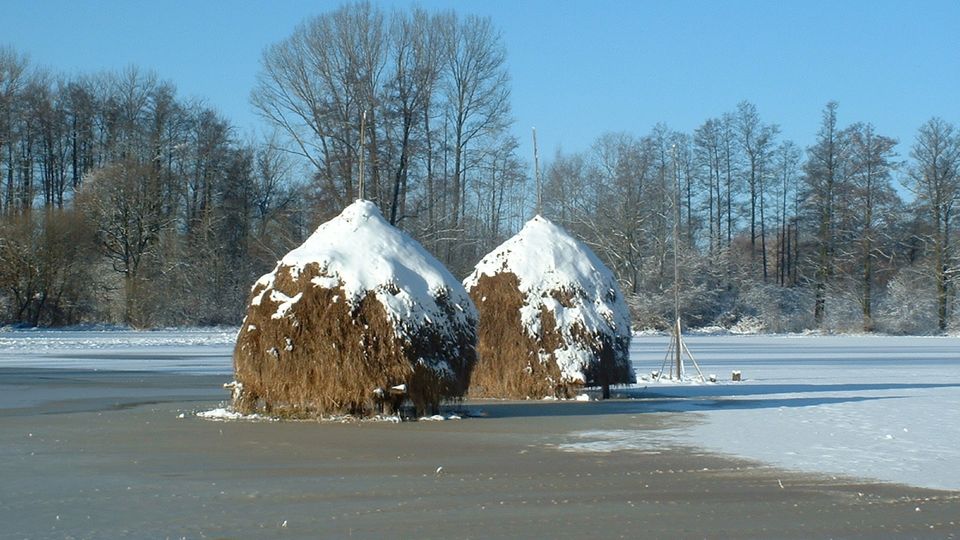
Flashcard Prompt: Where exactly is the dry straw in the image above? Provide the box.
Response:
[465,215,634,399]
[233,200,477,418]
[234,263,476,417]
[468,272,632,399]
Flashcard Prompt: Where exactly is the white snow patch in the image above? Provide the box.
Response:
[270,291,302,319]
[310,275,340,289]
[419,414,462,421]
[251,200,476,351]
[559,334,960,491]
[197,407,273,422]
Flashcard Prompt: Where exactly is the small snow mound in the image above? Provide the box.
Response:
[632,328,666,337]
[196,407,272,422]
[687,325,731,336]
[730,316,764,335]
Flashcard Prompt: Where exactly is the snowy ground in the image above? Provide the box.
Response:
[563,334,960,491]
[0,327,235,374]
[1,329,958,490]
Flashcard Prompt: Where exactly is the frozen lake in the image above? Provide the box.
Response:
[0,328,236,374]
[1,329,958,490]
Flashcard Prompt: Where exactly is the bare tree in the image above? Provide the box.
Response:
[844,123,898,330]
[720,112,738,248]
[0,209,98,325]
[773,141,802,286]
[384,9,442,224]
[0,47,30,215]
[907,118,959,331]
[694,118,725,254]
[439,12,511,240]
[804,102,847,326]
[735,101,779,280]
[77,159,171,326]
[251,5,383,208]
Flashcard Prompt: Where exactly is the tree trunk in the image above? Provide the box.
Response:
[389,111,412,225]
[425,105,435,240]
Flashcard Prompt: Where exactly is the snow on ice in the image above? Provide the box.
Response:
[0,328,234,374]
[559,334,960,491]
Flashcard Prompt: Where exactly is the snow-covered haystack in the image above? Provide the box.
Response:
[233,200,477,417]
[463,216,634,399]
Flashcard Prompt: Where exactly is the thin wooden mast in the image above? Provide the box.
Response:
[358,109,367,201]
[533,127,542,216]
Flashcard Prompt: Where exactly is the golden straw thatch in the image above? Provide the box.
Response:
[464,216,634,399]
[232,200,477,417]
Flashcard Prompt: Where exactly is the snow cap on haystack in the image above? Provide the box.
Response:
[464,215,634,398]
[233,199,477,417]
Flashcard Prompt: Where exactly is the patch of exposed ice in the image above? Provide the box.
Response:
[557,428,680,454]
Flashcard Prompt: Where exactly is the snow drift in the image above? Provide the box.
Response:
[464,215,634,398]
[233,200,477,417]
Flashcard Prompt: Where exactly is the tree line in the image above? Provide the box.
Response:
[1,2,957,333]
[0,50,309,327]
[0,4,526,328]
[542,102,958,333]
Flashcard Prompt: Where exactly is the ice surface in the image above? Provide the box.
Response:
[561,334,960,491]
[4,329,959,490]
[464,215,631,383]
[0,328,234,374]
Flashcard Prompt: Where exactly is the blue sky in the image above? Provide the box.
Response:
[6,0,959,167]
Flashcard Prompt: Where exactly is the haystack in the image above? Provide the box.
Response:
[233,200,477,417]
[464,216,634,399]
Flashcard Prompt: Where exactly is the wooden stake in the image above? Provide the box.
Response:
[532,127,542,216]
[359,109,367,201]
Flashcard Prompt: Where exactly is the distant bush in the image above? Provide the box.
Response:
[875,268,939,335]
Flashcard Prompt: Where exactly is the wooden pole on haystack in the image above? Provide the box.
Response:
[359,109,367,201]
[533,127,542,216]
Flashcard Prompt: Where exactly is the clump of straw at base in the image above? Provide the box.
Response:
[464,216,634,399]
[233,200,477,418]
